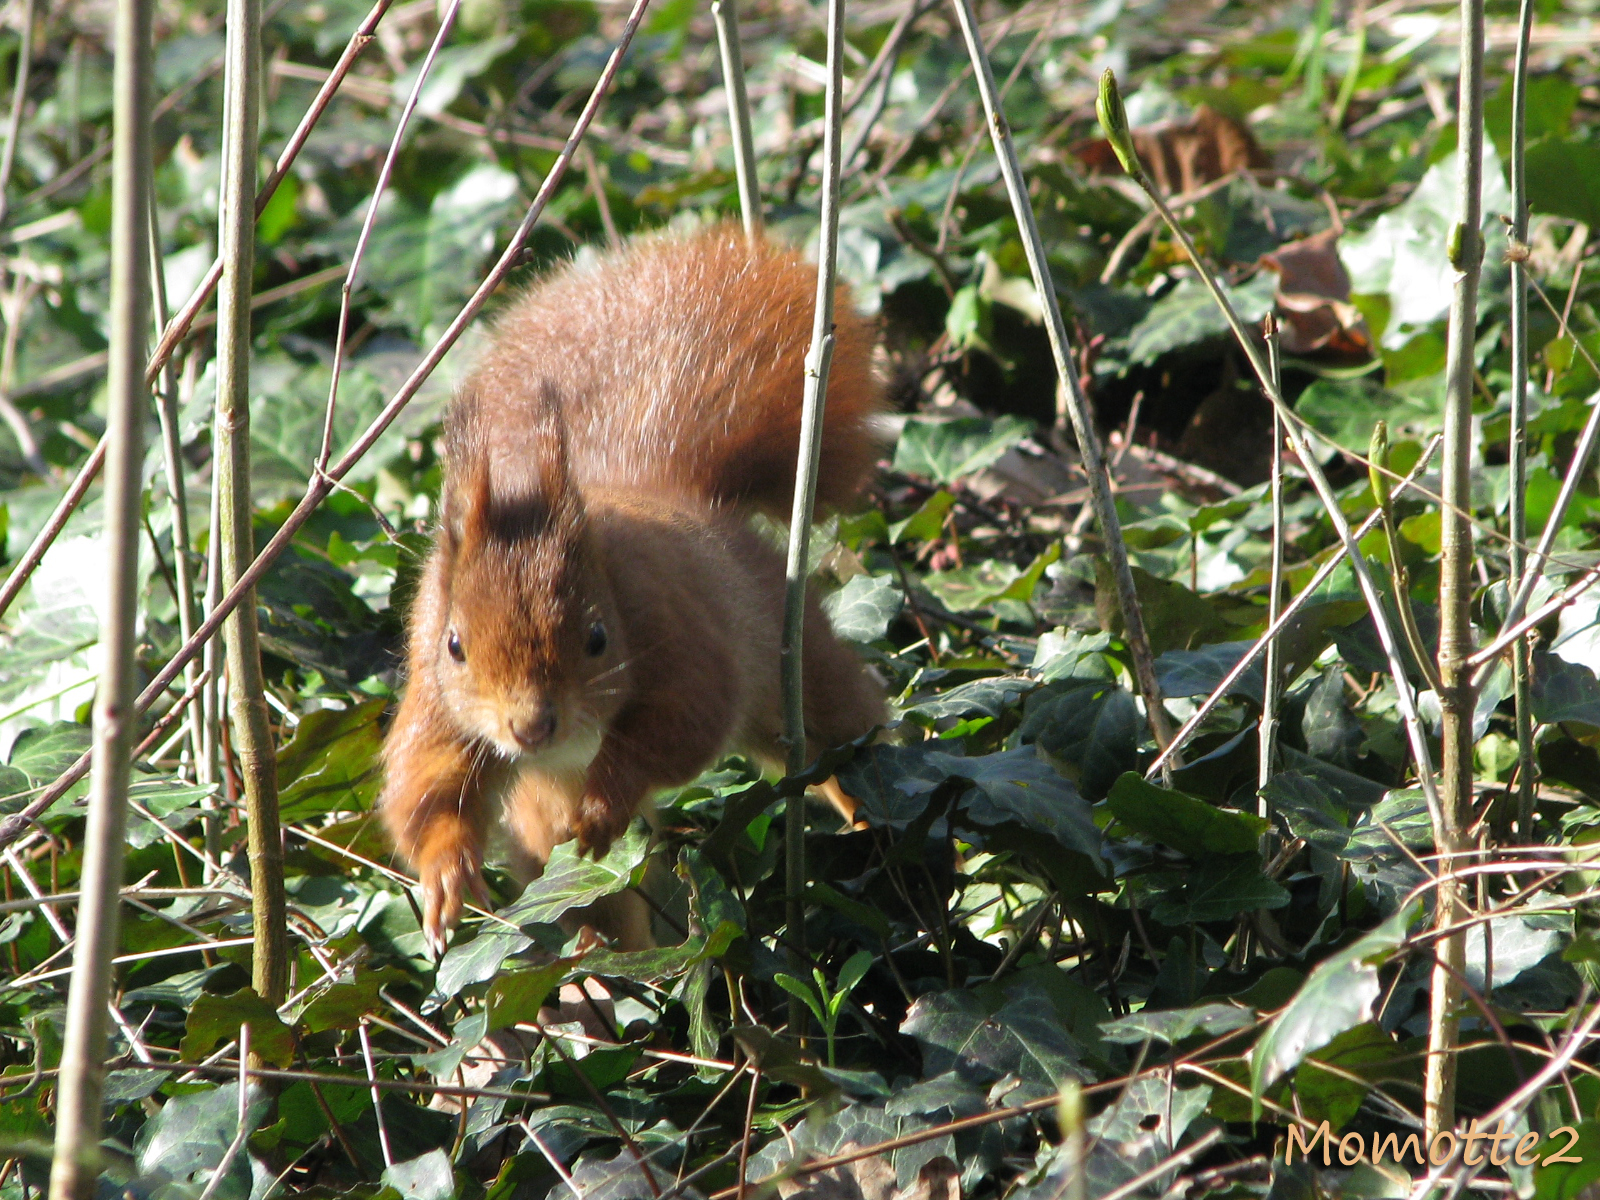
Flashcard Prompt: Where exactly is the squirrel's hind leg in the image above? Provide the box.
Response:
[744,595,887,828]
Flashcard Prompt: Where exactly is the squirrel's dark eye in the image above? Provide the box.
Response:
[446,629,465,663]
[586,621,607,657]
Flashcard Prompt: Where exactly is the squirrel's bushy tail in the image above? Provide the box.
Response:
[462,225,883,518]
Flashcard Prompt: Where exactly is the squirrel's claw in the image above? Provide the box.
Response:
[419,844,486,958]
[573,795,631,860]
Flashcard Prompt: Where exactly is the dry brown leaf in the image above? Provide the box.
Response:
[778,1150,961,1200]
[1258,228,1372,357]
[1073,105,1268,194]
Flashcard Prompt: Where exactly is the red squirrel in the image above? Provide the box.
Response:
[379,226,887,954]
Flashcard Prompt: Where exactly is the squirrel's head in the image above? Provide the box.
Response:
[431,393,628,768]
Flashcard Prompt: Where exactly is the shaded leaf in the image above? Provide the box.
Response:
[180,988,295,1068]
[893,416,1033,484]
[1107,772,1267,857]
[1250,901,1421,1112]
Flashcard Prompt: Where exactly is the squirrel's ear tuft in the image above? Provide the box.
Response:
[443,382,580,550]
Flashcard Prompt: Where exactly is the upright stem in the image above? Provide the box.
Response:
[213,0,287,1007]
[0,0,34,225]
[1428,0,1487,1140]
[46,0,151,1193]
[780,0,846,1022]
[710,0,761,236]
[947,0,1175,761]
[1259,318,1285,803]
[1509,0,1537,840]
[148,166,202,781]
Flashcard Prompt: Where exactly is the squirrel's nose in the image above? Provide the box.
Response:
[510,707,558,750]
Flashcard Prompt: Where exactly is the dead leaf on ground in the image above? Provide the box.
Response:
[778,1150,961,1200]
[1259,228,1371,357]
[1073,105,1268,194]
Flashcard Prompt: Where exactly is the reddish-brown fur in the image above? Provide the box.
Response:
[380,227,886,953]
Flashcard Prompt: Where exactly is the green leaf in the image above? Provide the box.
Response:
[1149,854,1289,924]
[1534,656,1600,726]
[5,721,89,784]
[134,1081,270,1195]
[394,34,517,116]
[901,988,1084,1087]
[498,824,652,926]
[434,929,536,998]
[945,284,994,353]
[297,965,408,1034]
[1014,680,1140,800]
[485,961,570,1032]
[1099,1001,1255,1045]
[1294,1022,1412,1131]
[384,1149,457,1200]
[1250,901,1421,1114]
[1107,772,1267,857]
[893,415,1033,484]
[952,747,1105,863]
[275,697,386,822]
[1535,1121,1600,1200]
[1086,1074,1210,1151]
[890,489,956,544]
[836,949,874,1001]
[181,987,296,1068]
[1123,273,1276,365]
[822,573,903,643]
[774,973,826,1025]
[1295,376,1444,452]
[1267,773,1434,862]
[1094,562,1230,655]
[1155,641,1264,704]
[1525,138,1600,229]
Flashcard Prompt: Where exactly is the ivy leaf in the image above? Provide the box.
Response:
[1294,1023,1413,1131]
[1155,641,1265,704]
[498,824,653,927]
[1123,273,1275,365]
[274,697,386,822]
[180,987,295,1068]
[297,966,409,1034]
[1250,901,1421,1115]
[1148,855,1288,925]
[134,1081,271,1195]
[485,961,571,1032]
[1099,1002,1255,1045]
[434,929,536,998]
[902,674,1037,722]
[893,415,1033,484]
[890,489,956,543]
[901,988,1085,1087]
[1014,681,1140,800]
[383,1149,457,1200]
[1107,773,1267,857]
[1533,655,1600,727]
[824,573,903,643]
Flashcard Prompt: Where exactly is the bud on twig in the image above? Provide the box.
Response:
[1369,419,1391,511]
[1096,69,1144,182]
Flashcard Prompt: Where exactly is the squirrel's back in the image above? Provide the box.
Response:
[451,225,882,517]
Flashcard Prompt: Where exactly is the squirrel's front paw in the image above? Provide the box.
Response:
[573,795,633,859]
[417,842,492,958]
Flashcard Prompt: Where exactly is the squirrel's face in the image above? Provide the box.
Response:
[434,489,629,769]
